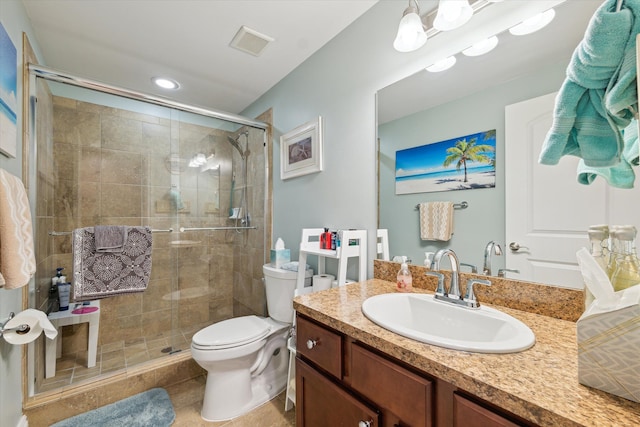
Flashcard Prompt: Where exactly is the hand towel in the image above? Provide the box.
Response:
[0,169,36,289]
[419,202,454,241]
[539,0,632,167]
[577,119,639,188]
[73,226,153,301]
[94,225,128,253]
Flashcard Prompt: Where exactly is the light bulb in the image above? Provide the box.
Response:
[462,36,499,57]
[509,9,556,36]
[426,56,457,72]
[394,11,427,52]
[433,0,473,31]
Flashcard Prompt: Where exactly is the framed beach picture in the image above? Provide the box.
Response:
[0,21,17,158]
[395,130,496,195]
[280,116,323,180]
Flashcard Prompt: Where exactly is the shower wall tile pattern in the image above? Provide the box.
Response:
[33,94,270,394]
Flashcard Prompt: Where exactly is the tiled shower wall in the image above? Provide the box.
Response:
[33,92,268,391]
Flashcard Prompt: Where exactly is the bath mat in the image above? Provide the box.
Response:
[50,387,175,427]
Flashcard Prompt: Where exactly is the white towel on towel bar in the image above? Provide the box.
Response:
[418,202,454,241]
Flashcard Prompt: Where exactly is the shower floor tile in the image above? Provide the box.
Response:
[41,330,192,389]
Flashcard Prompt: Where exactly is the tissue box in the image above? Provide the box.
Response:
[577,305,640,402]
[270,249,290,268]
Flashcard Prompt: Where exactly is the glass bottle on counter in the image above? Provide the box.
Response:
[587,225,609,308]
[607,225,622,279]
[610,225,640,292]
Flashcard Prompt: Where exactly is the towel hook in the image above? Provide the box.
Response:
[617,0,623,12]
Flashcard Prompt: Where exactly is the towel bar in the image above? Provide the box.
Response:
[48,228,173,236]
[414,201,468,210]
[179,226,257,232]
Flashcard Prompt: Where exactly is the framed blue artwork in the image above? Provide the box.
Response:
[0,21,17,158]
[396,130,496,195]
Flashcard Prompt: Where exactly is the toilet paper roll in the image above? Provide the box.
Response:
[2,309,58,345]
[312,274,335,292]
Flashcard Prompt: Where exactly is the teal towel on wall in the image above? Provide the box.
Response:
[539,0,635,167]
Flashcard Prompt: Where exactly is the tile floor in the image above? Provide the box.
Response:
[166,375,296,426]
[39,323,204,392]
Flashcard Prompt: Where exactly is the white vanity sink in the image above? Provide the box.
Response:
[361,293,535,353]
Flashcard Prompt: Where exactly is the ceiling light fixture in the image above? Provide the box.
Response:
[509,8,556,36]
[393,0,428,53]
[462,35,499,56]
[433,0,474,32]
[393,0,497,53]
[152,77,180,90]
[426,56,457,72]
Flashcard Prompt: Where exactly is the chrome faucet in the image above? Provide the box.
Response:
[432,249,461,298]
[427,248,491,309]
[483,241,503,276]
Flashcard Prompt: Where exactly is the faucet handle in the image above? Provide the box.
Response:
[460,262,478,274]
[463,278,491,308]
[425,271,445,295]
[497,268,520,278]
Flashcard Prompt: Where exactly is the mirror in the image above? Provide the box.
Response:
[377,1,601,280]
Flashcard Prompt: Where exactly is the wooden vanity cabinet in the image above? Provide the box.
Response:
[452,393,521,427]
[296,313,535,427]
[296,314,433,427]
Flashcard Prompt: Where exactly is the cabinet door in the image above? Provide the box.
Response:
[350,343,433,427]
[297,357,380,427]
[453,394,521,427]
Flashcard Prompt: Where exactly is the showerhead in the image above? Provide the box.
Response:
[227,131,250,159]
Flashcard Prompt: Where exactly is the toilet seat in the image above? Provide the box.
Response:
[192,315,271,350]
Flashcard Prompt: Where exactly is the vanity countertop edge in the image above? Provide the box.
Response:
[293,279,640,427]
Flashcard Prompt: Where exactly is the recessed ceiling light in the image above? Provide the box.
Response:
[426,56,457,72]
[462,35,499,56]
[152,77,180,90]
[509,9,556,36]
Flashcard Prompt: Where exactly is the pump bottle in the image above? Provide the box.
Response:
[397,262,413,292]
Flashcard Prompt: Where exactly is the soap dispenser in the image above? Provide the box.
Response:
[397,261,413,292]
[48,267,64,313]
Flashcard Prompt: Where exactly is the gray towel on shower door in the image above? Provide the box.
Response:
[73,226,153,301]
[94,225,128,252]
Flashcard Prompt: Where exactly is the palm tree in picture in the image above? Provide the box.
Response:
[442,136,495,183]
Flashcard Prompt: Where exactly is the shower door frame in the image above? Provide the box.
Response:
[23,63,270,400]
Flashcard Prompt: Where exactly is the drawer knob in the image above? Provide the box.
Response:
[306,339,317,349]
[359,421,373,427]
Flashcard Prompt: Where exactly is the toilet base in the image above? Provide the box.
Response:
[200,353,288,422]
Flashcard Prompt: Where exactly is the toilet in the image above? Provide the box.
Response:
[191,264,312,421]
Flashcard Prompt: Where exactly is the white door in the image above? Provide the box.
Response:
[505,93,606,289]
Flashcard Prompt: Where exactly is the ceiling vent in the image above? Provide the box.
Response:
[230,26,274,57]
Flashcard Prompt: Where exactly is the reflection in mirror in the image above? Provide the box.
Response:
[377,1,603,284]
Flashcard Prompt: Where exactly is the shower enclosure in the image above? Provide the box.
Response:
[25,65,270,396]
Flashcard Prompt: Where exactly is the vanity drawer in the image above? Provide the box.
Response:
[351,343,434,427]
[296,315,342,379]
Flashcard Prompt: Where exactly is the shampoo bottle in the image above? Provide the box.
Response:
[397,262,413,292]
[58,282,71,311]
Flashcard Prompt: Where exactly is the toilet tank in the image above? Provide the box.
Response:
[263,264,313,324]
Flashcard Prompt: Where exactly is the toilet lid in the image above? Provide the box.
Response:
[192,315,271,349]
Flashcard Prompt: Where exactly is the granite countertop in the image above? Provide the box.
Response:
[293,279,640,427]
